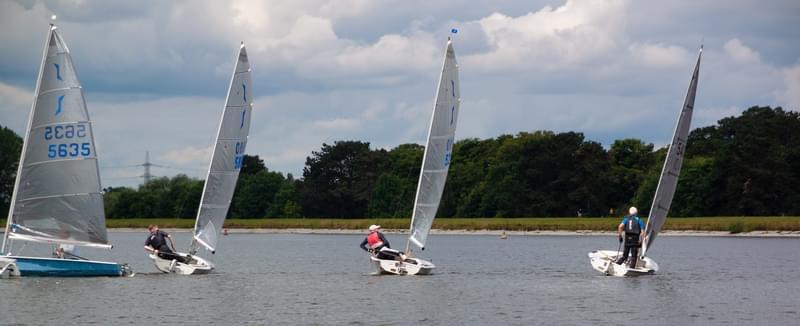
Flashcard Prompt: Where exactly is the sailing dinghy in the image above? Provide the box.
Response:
[0,24,132,277]
[149,43,252,274]
[371,38,460,275]
[589,45,702,277]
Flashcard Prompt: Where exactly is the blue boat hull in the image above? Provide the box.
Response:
[8,256,124,277]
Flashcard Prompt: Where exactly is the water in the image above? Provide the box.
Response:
[1,232,798,325]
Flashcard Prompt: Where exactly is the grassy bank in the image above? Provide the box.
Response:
[3,217,798,232]
[86,216,800,232]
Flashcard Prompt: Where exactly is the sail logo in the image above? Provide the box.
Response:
[54,63,62,81]
[451,80,454,97]
[443,138,453,167]
[242,83,247,102]
[55,95,65,116]
[240,110,246,129]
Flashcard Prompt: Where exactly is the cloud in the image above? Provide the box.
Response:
[1,0,799,188]
[160,145,213,166]
[0,82,32,132]
[724,38,762,64]
[781,65,800,110]
[312,118,359,131]
[628,43,690,68]
[463,0,628,71]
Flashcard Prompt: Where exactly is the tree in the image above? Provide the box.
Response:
[267,174,302,217]
[607,139,655,214]
[299,141,388,217]
[0,126,22,218]
[229,169,286,218]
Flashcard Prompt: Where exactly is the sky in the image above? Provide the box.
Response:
[0,0,798,188]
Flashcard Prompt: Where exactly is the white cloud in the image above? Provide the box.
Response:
[781,65,800,110]
[336,32,440,74]
[0,82,32,132]
[312,118,359,131]
[1,0,799,188]
[463,0,628,71]
[628,43,690,68]
[724,38,762,64]
[160,145,213,166]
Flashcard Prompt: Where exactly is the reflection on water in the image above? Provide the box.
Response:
[1,232,798,324]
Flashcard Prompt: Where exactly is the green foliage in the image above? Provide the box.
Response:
[299,141,388,218]
[0,126,23,218]
[104,174,203,218]
[4,106,800,220]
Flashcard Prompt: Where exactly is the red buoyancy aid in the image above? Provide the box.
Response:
[367,231,384,249]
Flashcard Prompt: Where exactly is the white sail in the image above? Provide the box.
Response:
[642,46,702,256]
[407,39,460,250]
[191,44,252,253]
[2,26,110,251]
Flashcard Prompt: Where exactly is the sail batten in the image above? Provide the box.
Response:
[642,47,702,256]
[190,44,252,254]
[407,40,460,250]
[2,26,110,251]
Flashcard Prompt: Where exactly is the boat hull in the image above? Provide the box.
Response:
[370,256,435,275]
[150,252,213,275]
[0,257,21,278]
[7,256,130,277]
[588,250,658,277]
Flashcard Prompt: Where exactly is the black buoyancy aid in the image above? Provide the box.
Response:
[624,216,642,234]
[367,232,384,249]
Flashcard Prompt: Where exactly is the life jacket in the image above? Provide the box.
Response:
[624,216,642,235]
[367,231,384,249]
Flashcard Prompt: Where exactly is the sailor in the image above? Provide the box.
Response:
[54,244,78,259]
[360,225,403,260]
[144,224,189,264]
[616,207,645,268]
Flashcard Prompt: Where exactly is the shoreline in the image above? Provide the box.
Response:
[109,228,800,237]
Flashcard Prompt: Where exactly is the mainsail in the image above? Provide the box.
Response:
[407,39,460,250]
[191,44,252,253]
[2,25,110,252]
[642,46,703,256]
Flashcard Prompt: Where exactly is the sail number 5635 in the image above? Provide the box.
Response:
[48,143,91,158]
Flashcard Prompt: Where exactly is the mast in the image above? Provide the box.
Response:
[189,42,249,255]
[2,24,55,255]
[405,37,457,254]
[642,44,702,257]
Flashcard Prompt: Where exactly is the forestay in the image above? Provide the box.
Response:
[642,47,702,256]
[407,40,460,250]
[191,44,252,253]
[2,26,110,250]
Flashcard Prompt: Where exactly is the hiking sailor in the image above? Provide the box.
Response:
[144,224,190,264]
[616,207,646,267]
[360,225,404,261]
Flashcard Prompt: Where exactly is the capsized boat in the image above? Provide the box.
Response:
[150,43,252,274]
[1,24,132,277]
[371,38,460,275]
[589,45,703,277]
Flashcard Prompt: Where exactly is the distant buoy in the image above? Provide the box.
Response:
[500,231,508,240]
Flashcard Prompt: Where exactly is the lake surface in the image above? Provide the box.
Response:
[1,232,798,325]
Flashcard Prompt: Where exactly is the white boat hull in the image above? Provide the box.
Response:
[588,249,658,277]
[149,252,213,275]
[0,257,21,278]
[370,256,435,275]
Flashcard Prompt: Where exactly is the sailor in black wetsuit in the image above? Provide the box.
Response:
[616,207,645,268]
[144,224,189,264]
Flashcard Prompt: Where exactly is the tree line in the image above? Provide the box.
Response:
[1,106,798,219]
